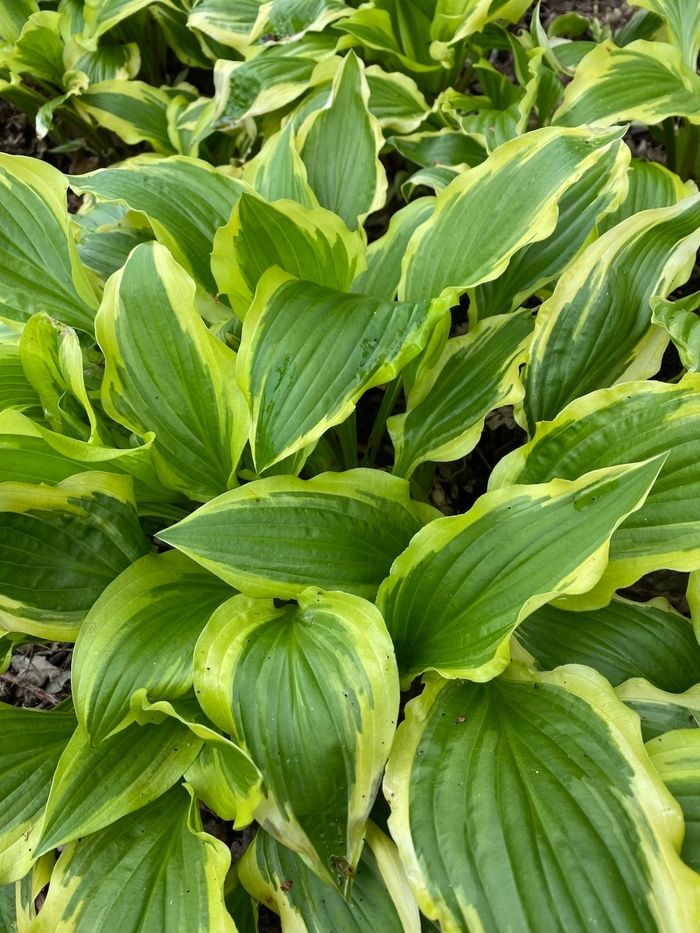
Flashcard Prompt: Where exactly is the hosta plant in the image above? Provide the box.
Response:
[2,2,700,933]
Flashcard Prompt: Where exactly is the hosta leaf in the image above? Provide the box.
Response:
[517,595,700,692]
[597,157,693,235]
[80,0,157,42]
[491,377,700,607]
[652,290,700,372]
[96,242,249,502]
[0,702,75,885]
[75,80,175,155]
[187,0,266,50]
[211,193,365,319]
[553,40,700,127]
[335,3,442,86]
[431,0,532,43]
[189,0,348,51]
[212,39,335,127]
[242,122,318,208]
[377,457,663,683]
[0,409,174,502]
[240,270,449,471]
[522,194,700,427]
[35,717,202,856]
[399,124,624,302]
[365,66,428,133]
[389,311,534,478]
[73,550,234,745]
[616,680,700,740]
[240,823,420,933]
[70,155,246,292]
[19,312,103,443]
[0,0,38,44]
[631,0,700,66]
[160,469,437,600]
[0,10,63,84]
[469,139,629,320]
[0,472,148,640]
[385,665,700,933]
[647,729,700,871]
[350,197,435,301]
[388,129,487,169]
[32,784,234,933]
[0,345,39,414]
[0,155,98,331]
[195,588,399,892]
[297,51,387,231]
[132,692,263,829]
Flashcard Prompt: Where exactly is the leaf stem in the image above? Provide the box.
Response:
[663,117,678,173]
[361,378,402,468]
[335,412,358,470]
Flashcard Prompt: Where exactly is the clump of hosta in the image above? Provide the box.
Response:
[3,1,700,932]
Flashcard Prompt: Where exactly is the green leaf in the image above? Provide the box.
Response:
[553,39,700,127]
[616,679,700,740]
[651,290,700,372]
[75,80,176,154]
[377,457,664,683]
[630,0,700,67]
[0,345,39,414]
[211,193,366,319]
[159,469,438,599]
[597,157,693,235]
[132,692,263,829]
[388,129,487,169]
[96,241,249,502]
[365,65,428,133]
[389,310,534,478]
[212,38,335,127]
[70,155,246,293]
[335,3,442,86]
[0,155,98,331]
[399,124,625,302]
[350,197,435,301]
[469,138,629,319]
[0,409,175,502]
[31,784,235,933]
[0,471,148,640]
[195,587,399,893]
[240,269,449,471]
[240,822,420,932]
[385,665,700,933]
[241,121,318,208]
[72,550,234,745]
[297,51,387,231]
[517,595,700,692]
[80,0,159,42]
[522,194,700,428]
[74,212,154,286]
[0,702,75,885]
[491,376,700,607]
[647,729,700,871]
[0,10,63,84]
[431,0,532,44]
[35,717,203,856]
[19,312,104,443]
[0,0,38,44]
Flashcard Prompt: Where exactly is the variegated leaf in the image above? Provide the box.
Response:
[377,457,663,683]
[96,242,249,502]
[491,377,700,607]
[385,665,700,933]
[239,269,449,471]
[195,588,399,893]
[160,469,438,600]
[522,194,700,428]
